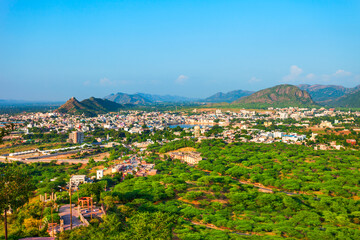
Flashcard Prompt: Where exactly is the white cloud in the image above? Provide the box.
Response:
[305,73,315,80]
[99,77,114,86]
[83,78,129,87]
[97,78,129,87]
[283,65,303,82]
[280,66,357,86]
[249,77,261,83]
[319,70,352,83]
[333,69,351,77]
[175,75,188,84]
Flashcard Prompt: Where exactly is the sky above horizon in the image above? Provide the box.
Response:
[1,0,360,101]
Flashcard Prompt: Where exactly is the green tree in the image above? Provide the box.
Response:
[0,124,14,143]
[79,182,104,202]
[0,164,34,240]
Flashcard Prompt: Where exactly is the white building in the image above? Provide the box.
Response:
[279,113,289,119]
[273,132,284,138]
[70,175,88,187]
[97,170,104,180]
[320,121,333,128]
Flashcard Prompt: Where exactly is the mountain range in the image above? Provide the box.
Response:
[105,90,255,104]
[55,83,360,116]
[104,92,197,105]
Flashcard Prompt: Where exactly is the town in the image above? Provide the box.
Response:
[1,107,359,161]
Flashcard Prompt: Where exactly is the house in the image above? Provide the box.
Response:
[346,139,356,145]
[70,175,90,187]
[168,152,203,165]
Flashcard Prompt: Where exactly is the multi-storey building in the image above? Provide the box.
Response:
[68,131,84,144]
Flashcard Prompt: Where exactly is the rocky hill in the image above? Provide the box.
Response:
[232,84,316,108]
[204,90,254,103]
[55,97,123,116]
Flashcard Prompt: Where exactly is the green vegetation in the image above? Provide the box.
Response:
[0,124,14,144]
[57,154,360,239]
[0,163,35,240]
[1,139,360,239]
[197,140,360,197]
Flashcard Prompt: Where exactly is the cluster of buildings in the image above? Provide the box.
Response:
[1,107,359,157]
[110,155,157,177]
[250,131,307,144]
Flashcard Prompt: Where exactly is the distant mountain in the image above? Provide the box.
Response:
[0,99,64,108]
[55,97,123,116]
[0,99,51,105]
[104,93,152,105]
[136,93,196,103]
[105,92,197,104]
[298,84,354,103]
[204,90,254,103]
[0,99,28,105]
[327,89,360,108]
[232,84,316,108]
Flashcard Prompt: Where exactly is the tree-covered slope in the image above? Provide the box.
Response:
[55,97,123,116]
[328,89,360,108]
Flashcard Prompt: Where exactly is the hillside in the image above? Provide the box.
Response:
[55,97,123,116]
[81,97,123,112]
[298,84,353,102]
[327,89,360,108]
[204,90,254,103]
[232,84,316,108]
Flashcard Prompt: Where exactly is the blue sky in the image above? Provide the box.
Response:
[0,0,359,101]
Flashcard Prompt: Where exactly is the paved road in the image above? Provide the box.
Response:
[59,204,84,231]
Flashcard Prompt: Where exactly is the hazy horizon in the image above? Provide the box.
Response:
[1,0,359,101]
